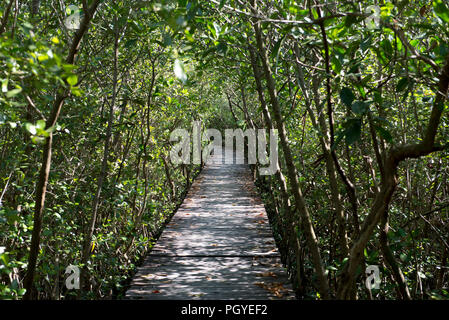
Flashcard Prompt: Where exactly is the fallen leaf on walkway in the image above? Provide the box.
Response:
[256,272,277,278]
[254,282,287,298]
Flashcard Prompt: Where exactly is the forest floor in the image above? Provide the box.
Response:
[125,149,295,299]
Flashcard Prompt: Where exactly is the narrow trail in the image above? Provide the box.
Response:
[125,149,295,299]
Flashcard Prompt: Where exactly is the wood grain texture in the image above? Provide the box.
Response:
[126,149,295,300]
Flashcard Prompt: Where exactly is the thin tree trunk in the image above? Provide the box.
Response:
[31,0,39,16]
[23,0,100,299]
[294,47,349,260]
[251,5,330,299]
[337,54,449,299]
[314,22,359,240]
[81,9,118,292]
[0,0,14,35]
[162,155,176,200]
[247,41,306,295]
[379,211,412,299]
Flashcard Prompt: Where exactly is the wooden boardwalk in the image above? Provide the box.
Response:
[125,149,295,300]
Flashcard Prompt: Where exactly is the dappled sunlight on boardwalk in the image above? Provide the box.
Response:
[125,148,295,300]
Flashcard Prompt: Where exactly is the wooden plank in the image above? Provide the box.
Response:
[126,149,295,300]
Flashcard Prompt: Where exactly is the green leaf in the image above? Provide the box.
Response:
[1,79,8,93]
[340,87,355,108]
[125,38,138,48]
[380,39,393,59]
[6,88,22,98]
[25,123,37,135]
[31,136,45,144]
[433,0,449,23]
[351,101,369,115]
[332,118,362,150]
[344,15,358,28]
[216,41,228,55]
[271,34,286,60]
[345,119,362,145]
[373,91,383,104]
[36,120,46,130]
[375,125,393,143]
[71,87,82,96]
[396,77,409,92]
[163,33,173,46]
[67,74,78,86]
[207,22,217,39]
[331,55,342,73]
[271,34,287,71]
[360,36,373,52]
[311,8,319,20]
[63,64,77,72]
[213,22,222,37]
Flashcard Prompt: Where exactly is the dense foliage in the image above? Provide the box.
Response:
[0,0,448,300]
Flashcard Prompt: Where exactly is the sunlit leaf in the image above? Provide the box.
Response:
[67,74,78,86]
[433,0,449,23]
